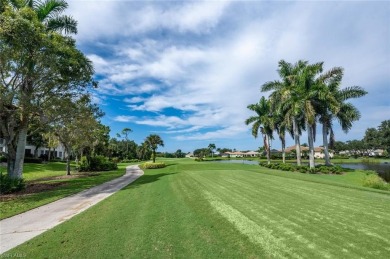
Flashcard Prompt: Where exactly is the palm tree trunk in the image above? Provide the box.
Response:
[322,123,331,166]
[266,135,271,164]
[293,119,302,166]
[281,138,286,164]
[307,122,315,169]
[152,149,156,163]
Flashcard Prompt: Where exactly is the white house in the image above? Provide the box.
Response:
[284,145,334,158]
[0,138,66,159]
[185,152,194,158]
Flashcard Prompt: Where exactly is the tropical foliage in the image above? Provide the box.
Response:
[247,60,366,169]
[145,134,164,163]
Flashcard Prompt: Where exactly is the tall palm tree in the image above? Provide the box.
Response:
[294,61,326,169]
[145,134,164,163]
[8,0,77,34]
[245,96,274,164]
[316,67,367,165]
[262,60,307,166]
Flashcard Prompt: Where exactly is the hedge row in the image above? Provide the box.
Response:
[140,162,166,169]
[260,162,343,174]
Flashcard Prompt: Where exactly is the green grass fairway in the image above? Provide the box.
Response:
[5,161,390,258]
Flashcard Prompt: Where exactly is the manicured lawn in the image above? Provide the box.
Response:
[0,162,132,219]
[6,160,390,258]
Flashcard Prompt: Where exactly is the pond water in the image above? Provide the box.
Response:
[210,160,390,182]
[337,163,390,182]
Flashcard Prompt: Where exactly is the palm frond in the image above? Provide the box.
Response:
[46,15,77,34]
[35,0,68,21]
[338,86,367,101]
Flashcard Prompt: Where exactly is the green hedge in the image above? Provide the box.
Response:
[140,162,166,169]
[260,162,343,174]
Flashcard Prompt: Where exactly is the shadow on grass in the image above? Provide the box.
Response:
[124,172,177,190]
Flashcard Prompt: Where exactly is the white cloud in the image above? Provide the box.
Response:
[69,1,389,146]
[113,115,137,122]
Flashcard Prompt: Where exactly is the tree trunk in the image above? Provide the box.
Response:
[293,119,302,166]
[12,125,28,179]
[307,122,315,169]
[152,149,156,163]
[66,157,71,175]
[322,123,331,166]
[263,134,271,165]
[48,147,51,161]
[281,138,286,164]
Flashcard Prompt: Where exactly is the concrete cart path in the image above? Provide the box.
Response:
[0,165,144,254]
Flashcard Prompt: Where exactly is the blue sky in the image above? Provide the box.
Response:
[67,0,390,153]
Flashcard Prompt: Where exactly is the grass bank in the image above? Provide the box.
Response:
[0,162,132,219]
[6,159,390,258]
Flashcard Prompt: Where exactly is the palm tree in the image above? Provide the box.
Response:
[245,96,274,164]
[208,143,216,158]
[145,134,164,163]
[316,67,367,165]
[262,60,307,166]
[294,61,326,169]
[120,128,132,157]
[8,0,78,34]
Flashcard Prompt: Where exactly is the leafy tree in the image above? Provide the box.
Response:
[378,120,390,152]
[175,149,185,158]
[193,148,210,159]
[363,128,381,151]
[0,3,93,179]
[117,128,132,158]
[245,96,274,164]
[50,95,104,175]
[145,134,164,163]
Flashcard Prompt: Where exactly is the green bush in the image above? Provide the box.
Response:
[259,162,344,175]
[140,162,166,169]
[79,156,118,172]
[0,172,25,194]
[362,173,389,190]
[24,157,43,163]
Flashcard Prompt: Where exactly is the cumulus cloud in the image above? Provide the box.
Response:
[113,116,137,122]
[68,1,389,147]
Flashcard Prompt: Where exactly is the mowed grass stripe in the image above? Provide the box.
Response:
[187,169,390,258]
[197,170,390,257]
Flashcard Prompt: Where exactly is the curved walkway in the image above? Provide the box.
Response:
[0,165,144,254]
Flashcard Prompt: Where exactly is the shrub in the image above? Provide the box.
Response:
[0,156,7,163]
[259,162,344,175]
[0,172,25,194]
[79,156,118,172]
[362,173,389,190]
[24,157,43,163]
[140,162,166,169]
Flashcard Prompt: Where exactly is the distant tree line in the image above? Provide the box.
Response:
[331,120,390,157]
